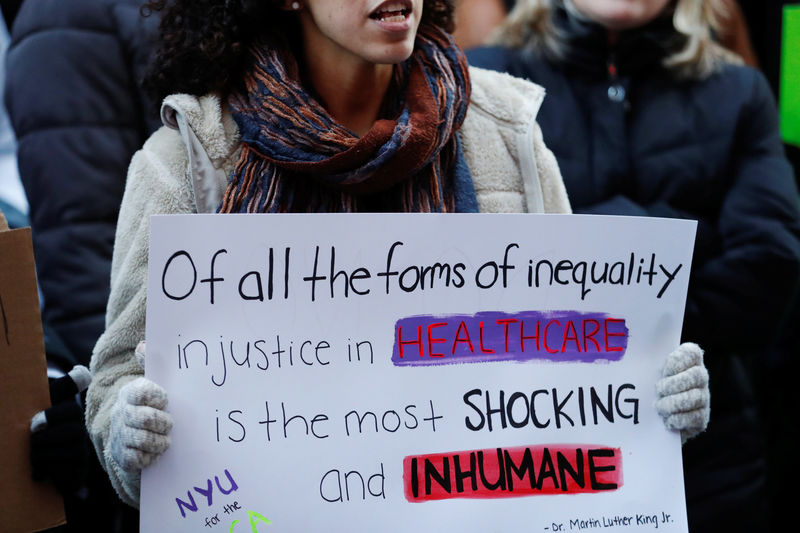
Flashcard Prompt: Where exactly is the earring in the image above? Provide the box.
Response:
[291,1,300,9]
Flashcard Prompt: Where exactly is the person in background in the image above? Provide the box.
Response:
[453,0,760,61]
[84,0,708,511]
[4,0,161,370]
[3,0,161,530]
[467,1,800,531]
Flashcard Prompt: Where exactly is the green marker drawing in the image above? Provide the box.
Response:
[229,520,240,533]
[247,511,271,531]
[781,5,800,147]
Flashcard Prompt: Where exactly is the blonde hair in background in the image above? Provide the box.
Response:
[489,0,742,79]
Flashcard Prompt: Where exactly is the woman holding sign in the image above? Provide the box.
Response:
[86,0,710,510]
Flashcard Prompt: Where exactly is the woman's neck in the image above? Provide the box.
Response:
[300,31,394,137]
[307,58,393,137]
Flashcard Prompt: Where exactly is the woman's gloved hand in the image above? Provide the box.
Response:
[30,365,92,494]
[655,342,710,443]
[108,342,173,482]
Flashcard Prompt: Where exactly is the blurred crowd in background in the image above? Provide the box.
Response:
[0,1,797,532]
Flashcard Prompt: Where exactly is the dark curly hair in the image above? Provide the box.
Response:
[142,0,456,106]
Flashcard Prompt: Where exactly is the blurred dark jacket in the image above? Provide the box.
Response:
[0,0,23,26]
[468,10,800,532]
[4,0,161,369]
[4,1,160,530]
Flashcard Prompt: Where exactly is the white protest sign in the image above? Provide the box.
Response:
[142,213,696,533]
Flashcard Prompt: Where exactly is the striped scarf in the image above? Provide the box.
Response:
[218,26,477,214]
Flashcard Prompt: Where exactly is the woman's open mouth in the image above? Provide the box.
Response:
[369,1,412,25]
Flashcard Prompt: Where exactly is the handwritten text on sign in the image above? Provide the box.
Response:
[142,214,695,532]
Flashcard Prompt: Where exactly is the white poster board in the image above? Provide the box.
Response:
[142,213,696,532]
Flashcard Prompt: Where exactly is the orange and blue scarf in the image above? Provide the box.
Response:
[219,26,476,213]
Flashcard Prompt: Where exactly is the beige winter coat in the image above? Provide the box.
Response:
[86,66,571,507]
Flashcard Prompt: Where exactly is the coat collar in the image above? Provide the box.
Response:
[550,0,685,78]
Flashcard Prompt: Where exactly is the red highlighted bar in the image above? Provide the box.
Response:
[403,444,622,502]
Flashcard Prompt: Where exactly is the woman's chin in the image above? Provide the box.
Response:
[367,42,416,65]
[595,15,651,31]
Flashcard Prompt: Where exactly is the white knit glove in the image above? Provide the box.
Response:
[107,342,172,506]
[655,342,710,443]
